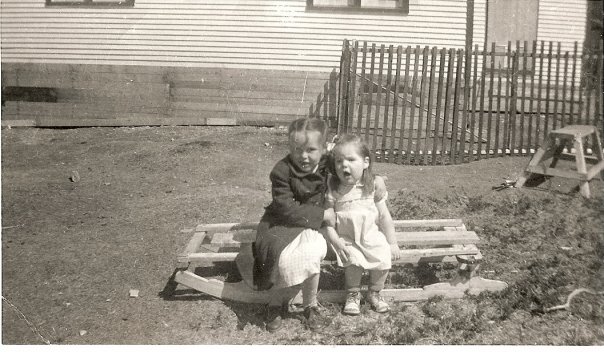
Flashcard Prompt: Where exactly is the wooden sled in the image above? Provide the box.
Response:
[173,219,507,304]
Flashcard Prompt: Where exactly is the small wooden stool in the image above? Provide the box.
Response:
[515,125,604,198]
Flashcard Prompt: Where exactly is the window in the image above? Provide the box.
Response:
[46,0,134,7]
[306,0,409,14]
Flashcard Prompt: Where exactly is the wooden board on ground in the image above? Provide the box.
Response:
[172,219,506,303]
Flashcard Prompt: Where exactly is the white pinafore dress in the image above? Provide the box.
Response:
[326,177,391,270]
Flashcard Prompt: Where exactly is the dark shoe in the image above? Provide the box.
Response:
[265,305,283,332]
[304,305,331,331]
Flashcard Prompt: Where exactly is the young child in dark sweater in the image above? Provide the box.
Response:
[252,117,334,332]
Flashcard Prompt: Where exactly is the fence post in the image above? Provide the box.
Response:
[347,41,359,133]
[509,50,519,155]
[328,69,337,128]
[338,39,351,134]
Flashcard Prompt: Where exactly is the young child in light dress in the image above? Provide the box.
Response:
[323,134,401,315]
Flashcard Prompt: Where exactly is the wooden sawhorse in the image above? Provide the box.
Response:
[515,125,604,198]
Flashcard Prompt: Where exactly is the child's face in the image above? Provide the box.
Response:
[334,143,369,185]
[289,130,325,173]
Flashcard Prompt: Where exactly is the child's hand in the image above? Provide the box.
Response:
[390,243,401,261]
[333,238,351,263]
[323,208,336,227]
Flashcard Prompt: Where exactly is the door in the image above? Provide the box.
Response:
[486,0,539,71]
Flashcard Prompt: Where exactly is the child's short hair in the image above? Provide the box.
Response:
[288,118,329,145]
[331,133,375,195]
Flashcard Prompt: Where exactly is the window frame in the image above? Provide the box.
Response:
[45,0,135,7]
[306,0,409,14]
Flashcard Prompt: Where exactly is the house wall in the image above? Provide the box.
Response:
[537,0,587,53]
[1,0,482,127]
[534,0,587,90]
[1,0,479,71]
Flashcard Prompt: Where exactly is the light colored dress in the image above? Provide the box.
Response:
[272,228,327,288]
[326,176,392,270]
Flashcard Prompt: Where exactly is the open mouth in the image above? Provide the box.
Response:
[342,171,352,177]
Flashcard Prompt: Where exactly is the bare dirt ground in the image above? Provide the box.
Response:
[1,125,603,345]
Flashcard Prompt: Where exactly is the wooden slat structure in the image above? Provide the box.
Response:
[1,64,338,127]
[172,219,507,303]
[336,39,603,165]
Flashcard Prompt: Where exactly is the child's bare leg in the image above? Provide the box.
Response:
[302,273,331,330]
[302,273,319,308]
[367,269,390,313]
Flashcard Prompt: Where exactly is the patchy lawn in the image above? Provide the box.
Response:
[2,126,603,345]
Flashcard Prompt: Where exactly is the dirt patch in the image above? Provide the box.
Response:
[2,126,603,345]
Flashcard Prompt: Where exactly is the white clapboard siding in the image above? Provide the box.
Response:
[1,0,478,72]
[534,0,587,87]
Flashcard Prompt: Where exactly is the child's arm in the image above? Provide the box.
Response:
[323,225,350,263]
[374,176,402,260]
[322,183,350,262]
[268,163,324,229]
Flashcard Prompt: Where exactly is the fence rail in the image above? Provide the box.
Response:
[332,39,603,165]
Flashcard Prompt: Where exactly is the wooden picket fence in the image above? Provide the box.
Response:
[327,39,603,165]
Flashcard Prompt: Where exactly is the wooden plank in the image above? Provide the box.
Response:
[4,101,165,115]
[174,270,272,304]
[34,116,236,127]
[432,48,446,165]
[170,101,309,116]
[459,49,470,163]
[486,43,496,157]
[337,39,350,134]
[175,270,505,304]
[347,41,359,133]
[536,41,545,144]
[356,41,368,135]
[177,231,207,263]
[170,88,307,102]
[476,45,490,160]
[525,164,589,181]
[495,61,503,157]
[468,45,479,162]
[389,45,403,161]
[576,51,586,125]
[397,46,412,164]
[544,41,553,139]
[527,41,537,150]
[569,42,578,125]
[441,49,455,165]
[552,42,561,130]
[424,47,437,165]
[519,41,528,155]
[509,50,519,157]
[583,54,593,127]
[406,46,421,164]
[415,46,429,165]
[0,119,36,127]
[595,54,603,140]
[381,45,394,161]
[372,44,386,152]
[196,222,259,234]
[585,160,604,181]
[561,51,569,127]
[185,244,481,265]
[451,49,463,164]
[364,43,377,143]
[502,42,511,152]
[207,230,480,248]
